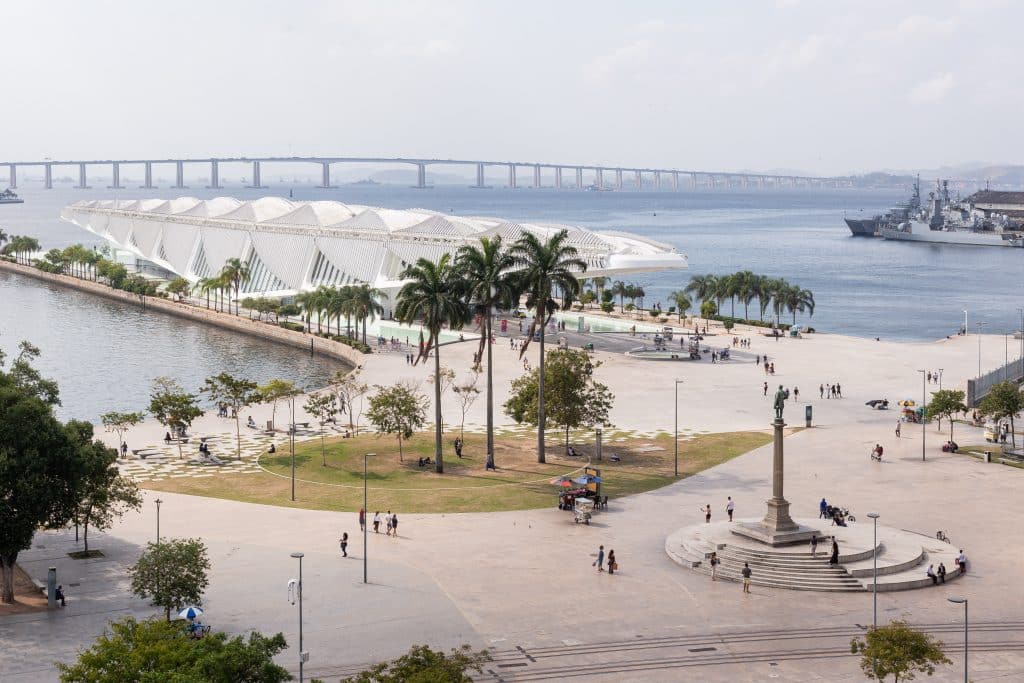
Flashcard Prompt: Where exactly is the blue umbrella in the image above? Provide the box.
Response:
[573,475,602,484]
[178,606,204,620]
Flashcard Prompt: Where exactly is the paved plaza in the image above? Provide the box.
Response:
[3,326,1023,681]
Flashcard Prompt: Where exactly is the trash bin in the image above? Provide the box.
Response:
[984,450,993,463]
[805,405,812,428]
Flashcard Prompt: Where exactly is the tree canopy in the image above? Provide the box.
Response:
[850,620,951,682]
[56,616,291,683]
[129,538,211,621]
[924,389,967,441]
[148,377,204,458]
[366,383,428,461]
[340,644,490,683]
[977,381,1024,449]
[72,425,142,555]
[504,348,614,451]
[203,373,260,458]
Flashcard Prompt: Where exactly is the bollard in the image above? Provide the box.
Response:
[805,405,813,428]
[47,567,56,608]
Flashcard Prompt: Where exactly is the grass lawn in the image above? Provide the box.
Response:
[142,428,773,513]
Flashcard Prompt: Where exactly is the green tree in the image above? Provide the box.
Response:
[56,616,291,683]
[366,382,428,462]
[72,430,141,555]
[505,348,614,452]
[669,290,691,322]
[352,283,387,346]
[395,254,469,473]
[925,389,967,440]
[456,236,518,468]
[685,274,718,326]
[219,257,252,315]
[340,644,490,683]
[978,381,1024,449]
[452,368,481,442]
[700,299,718,320]
[129,538,211,621]
[509,230,587,464]
[101,410,146,457]
[148,377,204,459]
[850,620,951,682]
[0,347,89,603]
[203,373,260,459]
[258,379,301,432]
[328,367,369,435]
[304,392,338,466]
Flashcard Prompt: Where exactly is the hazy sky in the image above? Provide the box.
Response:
[1,0,1019,175]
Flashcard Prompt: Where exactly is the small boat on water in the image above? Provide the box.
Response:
[0,188,23,204]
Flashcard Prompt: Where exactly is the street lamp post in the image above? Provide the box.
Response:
[363,453,376,584]
[1018,307,1023,379]
[948,596,968,683]
[155,498,163,544]
[976,322,987,377]
[290,552,306,683]
[595,427,602,462]
[673,379,684,477]
[917,370,927,461]
[867,512,880,627]
[963,310,968,336]
[290,396,297,502]
[938,368,944,391]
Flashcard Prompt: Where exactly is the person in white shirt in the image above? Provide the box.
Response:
[726,497,735,522]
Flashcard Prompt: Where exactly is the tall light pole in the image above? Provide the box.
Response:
[289,394,299,502]
[1018,307,1023,379]
[963,310,968,336]
[976,322,987,377]
[867,512,879,628]
[290,552,307,683]
[948,596,968,683]
[917,370,927,461]
[154,498,163,544]
[1005,333,1009,381]
[363,452,376,584]
[938,368,944,391]
[673,379,684,477]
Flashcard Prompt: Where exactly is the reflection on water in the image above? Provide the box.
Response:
[0,270,346,423]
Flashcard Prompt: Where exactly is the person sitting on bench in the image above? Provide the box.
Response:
[567,445,578,457]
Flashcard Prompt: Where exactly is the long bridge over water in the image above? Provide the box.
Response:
[2,156,852,191]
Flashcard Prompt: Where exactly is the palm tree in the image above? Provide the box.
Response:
[0,228,8,249]
[611,280,628,312]
[669,290,691,322]
[456,236,518,468]
[395,254,469,474]
[684,274,718,326]
[591,276,608,308]
[755,275,774,321]
[352,283,386,345]
[732,270,757,321]
[509,229,587,464]
[294,290,316,332]
[780,285,815,325]
[220,257,252,315]
[767,278,789,326]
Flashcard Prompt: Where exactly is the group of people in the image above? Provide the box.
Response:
[700,497,736,523]
[820,383,843,399]
[593,544,619,574]
[359,509,400,537]
[732,337,752,348]
[808,534,841,565]
[762,361,777,375]
[925,370,943,385]
[215,403,236,418]
[763,383,798,402]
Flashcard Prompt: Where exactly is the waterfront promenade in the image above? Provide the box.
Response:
[4,299,1023,680]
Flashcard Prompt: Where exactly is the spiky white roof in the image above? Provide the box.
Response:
[61,197,686,297]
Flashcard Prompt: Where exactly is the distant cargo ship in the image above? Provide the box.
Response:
[0,188,23,204]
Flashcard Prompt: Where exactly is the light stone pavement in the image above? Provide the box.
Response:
[4,326,1023,681]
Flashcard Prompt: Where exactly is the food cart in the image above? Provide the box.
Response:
[574,497,594,524]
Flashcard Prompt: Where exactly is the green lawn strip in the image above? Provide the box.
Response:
[142,429,772,513]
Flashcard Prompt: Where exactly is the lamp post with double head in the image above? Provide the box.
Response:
[290,552,306,683]
[948,596,968,683]
[867,512,880,627]
[363,452,376,584]
[674,379,684,477]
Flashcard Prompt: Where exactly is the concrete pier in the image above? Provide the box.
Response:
[508,164,516,189]
[140,161,156,189]
[555,167,562,189]
[416,163,426,189]
[173,160,188,189]
[635,169,642,189]
[575,167,583,189]
[533,164,541,189]
[44,163,52,189]
[318,161,336,189]
[615,169,623,190]
[655,170,662,190]
[672,171,679,191]
[247,161,266,189]
[75,162,90,189]
[207,160,222,189]
[475,162,485,188]
[108,162,124,189]
[8,164,15,189]
[595,168,604,189]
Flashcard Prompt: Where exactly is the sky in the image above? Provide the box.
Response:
[0,0,1020,176]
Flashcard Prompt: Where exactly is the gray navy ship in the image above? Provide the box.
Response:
[844,179,921,237]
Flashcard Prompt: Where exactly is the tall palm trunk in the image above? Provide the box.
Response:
[486,311,494,465]
[433,337,444,473]
[538,316,547,463]
[362,316,368,346]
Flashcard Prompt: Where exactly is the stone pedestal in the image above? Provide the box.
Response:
[732,417,821,546]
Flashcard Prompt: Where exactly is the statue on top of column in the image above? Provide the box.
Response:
[773,385,787,420]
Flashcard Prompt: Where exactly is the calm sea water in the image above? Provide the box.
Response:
[2,182,1022,419]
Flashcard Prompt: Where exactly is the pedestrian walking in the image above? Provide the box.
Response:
[709,551,719,580]
[793,386,799,402]
[819,498,828,518]
[829,537,839,566]
[726,496,735,522]
[391,513,398,537]
[373,511,381,533]
[385,510,394,536]
[895,421,901,438]
[607,550,617,575]
[836,383,842,398]
[763,381,768,396]
[359,508,365,533]
[741,562,752,593]
[927,564,937,585]
[55,584,66,607]
[339,532,348,557]
[703,504,711,524]
[810,534,818,558]
[120,442,128,458]
[819,383,824,398]
[938,562,947,584]
[594,545,605,572]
